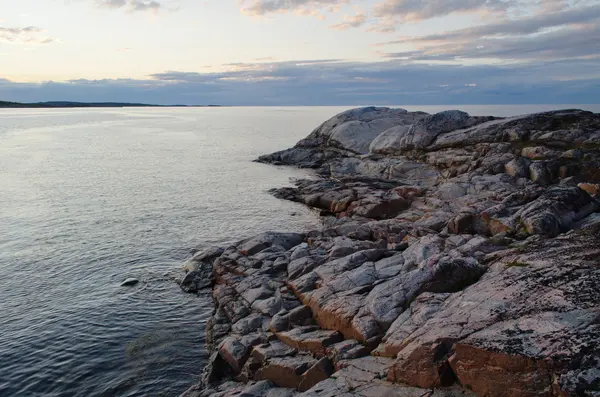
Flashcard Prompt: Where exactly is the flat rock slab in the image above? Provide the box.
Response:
[252,341,297,362]
[298,371,475,396]
[182,380,299,397]
[277,328,344,356]
[327,340,370,364]
[256,355,334,391]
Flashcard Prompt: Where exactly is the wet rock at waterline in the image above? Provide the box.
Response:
[181,108,600,397]
[121,278,139,287]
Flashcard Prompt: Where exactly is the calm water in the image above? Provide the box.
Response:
[0,105,598,397]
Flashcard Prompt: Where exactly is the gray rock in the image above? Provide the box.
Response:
[514,185,599,237]
[232,314,271,336]
[238,232,305,256]
[529,161,553,185]
[309,107,415,154]
[396,110,473,151]
[121,278,139,287]
[369,124,412,154]
[180,263,213,292]
[504,157,530,178]
[270,305,314,332]
[326,339,370,363]
[252,340,297,362]
[218,336,251,374]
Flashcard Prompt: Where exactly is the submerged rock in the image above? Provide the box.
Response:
[121,278,139,287]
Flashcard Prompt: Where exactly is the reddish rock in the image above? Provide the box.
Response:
[449,344,556,397]
[276,327,343,356]
[578,182,600,197]
[255,355,333,391]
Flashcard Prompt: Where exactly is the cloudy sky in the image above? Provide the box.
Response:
[1,0,599,105]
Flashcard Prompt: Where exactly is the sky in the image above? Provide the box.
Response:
[0,0,599,105]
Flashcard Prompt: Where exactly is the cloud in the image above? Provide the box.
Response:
[97,0,127,8]
[372,0,512,22]
[381,26,600,62]
[376,3,600,62]
[2,58,600,105]
[96,0,163,12]
[130,0,161,12]
[377,1,600,65]
[0,26,56,45]
[239,0,349,16]
[381,3,600,45]
[330,12,367,29]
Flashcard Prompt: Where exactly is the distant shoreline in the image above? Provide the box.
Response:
[0,101,221,109]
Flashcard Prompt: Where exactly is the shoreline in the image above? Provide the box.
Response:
[0,100,222,109]
[180,107,600,397]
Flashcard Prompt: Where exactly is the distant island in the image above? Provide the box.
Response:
[0,101,220,108]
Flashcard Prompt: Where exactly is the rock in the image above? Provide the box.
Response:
[299,357,474,396]
[190,108,600,396]
[370,110,497,155]
[504,157,530,178]
[239,232,305,256]
[252,341,297,362]
[578,182,600,197]
[374,292,450,358]
[369,124,413,154]
[388,230,600,394]
[237,380,276,396]
[326,339,370,364]
[232,314,271,336]
[255,355,320,389]
[298,357,334,392]
[191,246,225,264]
[514,185,598,237]
[529,161,553,185]
[521,146,559,160]
[447,212,473,234]
[121,278,139,287]
[257,107,424,167]
[399,110,473,150]
[276,327,343,356]
[573,212,600,230]
[303,107,417,155]
[270,305,314,333]
[180,265,212,292]
[218,336,252,374]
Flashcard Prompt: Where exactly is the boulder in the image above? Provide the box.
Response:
[504,157,530,178]
[180,263,213,292]
[276,327,343,356]
[120,278,139,287]
[238,232,305,256]
[255,355,331,390]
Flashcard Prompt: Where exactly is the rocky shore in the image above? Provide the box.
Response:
[180,107,600,397]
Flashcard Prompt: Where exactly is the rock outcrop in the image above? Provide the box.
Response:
[181,107,600,397]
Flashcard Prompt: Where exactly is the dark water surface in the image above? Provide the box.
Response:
[1,105,599,397]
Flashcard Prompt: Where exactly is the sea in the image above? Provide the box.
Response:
[1,105,599,397]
